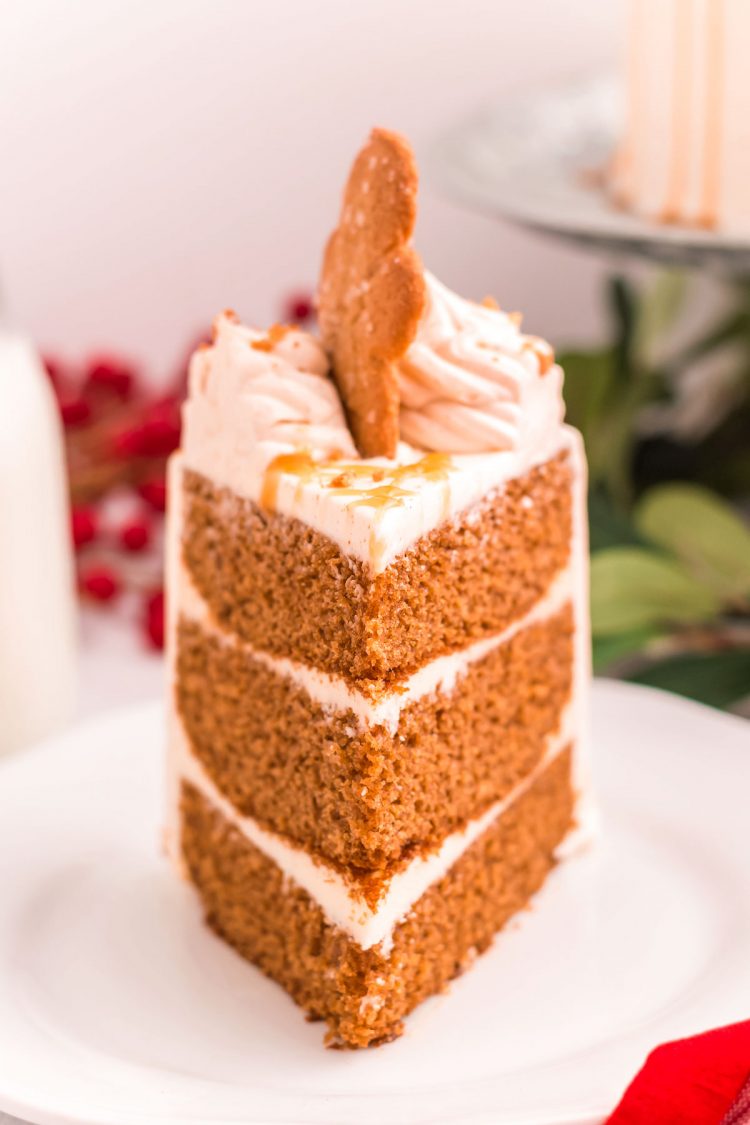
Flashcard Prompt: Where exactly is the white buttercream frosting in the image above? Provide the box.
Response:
[398,272,563,454]
[181,285,568,571]
[183,313,357,483]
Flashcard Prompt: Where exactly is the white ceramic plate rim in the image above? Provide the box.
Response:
[0,679,748,1125]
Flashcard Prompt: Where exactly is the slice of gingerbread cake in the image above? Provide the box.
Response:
[164,127,591,1048]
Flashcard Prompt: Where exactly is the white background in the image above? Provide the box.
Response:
[2,0,620,381]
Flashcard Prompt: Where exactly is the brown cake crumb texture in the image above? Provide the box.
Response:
[181,448,573,684]
[180,746,574,1048]
[176,605,573,872]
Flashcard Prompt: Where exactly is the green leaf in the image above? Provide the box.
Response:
[635,270,688,362]
[559,348,614,449]
[608,275,638,381]
[592,626,663,673]
[635,484,750,601]
[591,547,722,636]
[588,488,644,552]
[560,347,644,499]
[627,649,750,710]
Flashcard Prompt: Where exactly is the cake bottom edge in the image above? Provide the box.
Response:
[179,744,576,1049]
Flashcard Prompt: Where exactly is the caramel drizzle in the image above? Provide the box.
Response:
[261,451,455,567]
[250,323,294,352]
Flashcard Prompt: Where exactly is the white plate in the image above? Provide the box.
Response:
[0,680,748,1125]
[431,77,750,274]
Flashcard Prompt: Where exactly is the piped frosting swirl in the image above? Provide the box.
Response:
[397,273,564,454]
[183,312,357,483]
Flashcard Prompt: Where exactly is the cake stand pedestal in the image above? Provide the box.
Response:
[430,76,750,276]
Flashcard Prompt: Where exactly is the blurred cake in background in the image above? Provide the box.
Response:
[610,0,750,234]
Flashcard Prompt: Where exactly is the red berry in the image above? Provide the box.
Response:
[145,394,181,424]
[111,425,147,458]
[137,478,168,512]
[140,416,181,457]
[85,355,137,401]
[80,565,121,602]
[144,589,165,649]
[71,506,98,550]
[111,400,181,461]
[282,291,314,323]
[60,397,92,427]
[119,517,151,552]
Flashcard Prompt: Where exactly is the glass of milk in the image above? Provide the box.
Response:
[0,334,77,754]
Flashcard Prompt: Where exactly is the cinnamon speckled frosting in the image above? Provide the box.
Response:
[180,275,569,571]
[398,272,562,454]
[184,314,357,475]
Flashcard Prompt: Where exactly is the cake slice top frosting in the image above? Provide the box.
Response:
[181,128,570,570]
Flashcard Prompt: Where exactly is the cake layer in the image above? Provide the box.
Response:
[180,744,574,1048]
[181,442,575,683]
[175,591,574,870]
[176,555,575,727]
[167,704,578,951]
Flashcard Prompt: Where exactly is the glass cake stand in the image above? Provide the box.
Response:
[430,76,750,276]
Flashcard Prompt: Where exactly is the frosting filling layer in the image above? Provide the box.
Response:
[177,559,575,732]
[169,702,579,954]
[184,429,575,574]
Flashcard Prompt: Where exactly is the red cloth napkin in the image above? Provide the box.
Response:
[605,1021,750,1125]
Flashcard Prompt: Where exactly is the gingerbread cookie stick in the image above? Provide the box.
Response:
[318,128,425,458]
